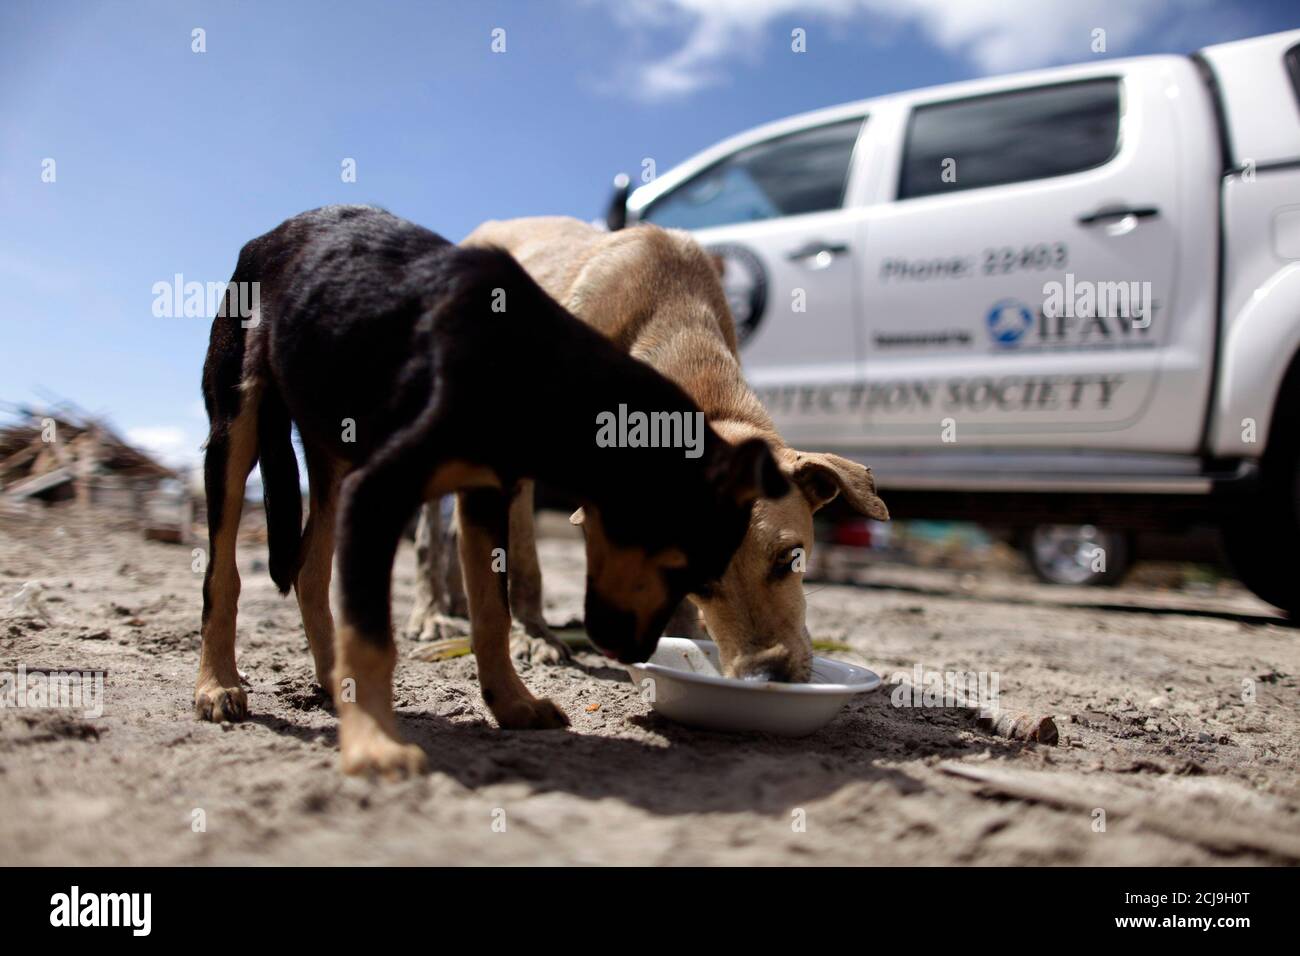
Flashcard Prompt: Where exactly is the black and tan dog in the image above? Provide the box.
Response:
[196,205,788,776]
[409,216,889,683]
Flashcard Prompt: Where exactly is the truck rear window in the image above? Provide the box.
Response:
[898,78,1121,200]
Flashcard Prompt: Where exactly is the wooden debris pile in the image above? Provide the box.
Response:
[0,400,192,542]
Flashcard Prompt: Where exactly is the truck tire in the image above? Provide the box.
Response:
[1022,524,1132,587]
[1221,432,1300,618]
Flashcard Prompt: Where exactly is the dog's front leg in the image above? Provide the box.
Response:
[403,503,441,638]
[458,488,569,730]
[333,465,427,778]
[403,501,469,642]
[665,598,710,641]
[507,480,571,664]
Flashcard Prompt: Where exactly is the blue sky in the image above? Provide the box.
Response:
[2,0,1297,469]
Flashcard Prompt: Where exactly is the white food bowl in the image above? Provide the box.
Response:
[624,637,881,737]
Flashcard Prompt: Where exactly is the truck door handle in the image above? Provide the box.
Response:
[1077,204,1160,226]
[786,239,849,261]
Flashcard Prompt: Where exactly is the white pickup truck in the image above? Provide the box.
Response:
[608,29,1300,616]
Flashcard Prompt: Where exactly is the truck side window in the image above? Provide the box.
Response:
[642,117,864,229]
[1286,43,1300,110]
[898,79,1121,200]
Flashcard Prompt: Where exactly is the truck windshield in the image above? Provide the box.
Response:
[643,117,864,229]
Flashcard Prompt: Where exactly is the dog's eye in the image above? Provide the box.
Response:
[770,548,800,580]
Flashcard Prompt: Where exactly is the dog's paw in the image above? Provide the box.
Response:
[311,659,336,697]
[340,732,428,779]
[194,682,248,723]
[492,694,570,731]
[409,612,471,643]
[509,627,571,665]
[311,679,335,706]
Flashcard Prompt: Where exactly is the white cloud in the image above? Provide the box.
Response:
[606,0,1196,100]
[125,425,201,470]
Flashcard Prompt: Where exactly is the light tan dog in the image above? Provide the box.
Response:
[408,217,888,682]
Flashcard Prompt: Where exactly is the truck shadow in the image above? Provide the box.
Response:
[840,578,1295,629]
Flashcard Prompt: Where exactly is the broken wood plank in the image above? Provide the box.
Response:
[5,466,73,499]
[891,678,1059,745]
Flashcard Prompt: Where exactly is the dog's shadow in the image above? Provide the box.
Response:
[251,663,1031,817]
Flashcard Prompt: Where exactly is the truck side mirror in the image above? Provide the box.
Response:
[605,173,630,232]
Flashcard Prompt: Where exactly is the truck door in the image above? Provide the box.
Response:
[857,62,1212,452]
[635,116,866,448]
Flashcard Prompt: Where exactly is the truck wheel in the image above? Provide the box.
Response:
[1221,440,1300,618]
[1022,524,1131,587]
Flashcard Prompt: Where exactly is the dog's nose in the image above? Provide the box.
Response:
[733,649,811,684]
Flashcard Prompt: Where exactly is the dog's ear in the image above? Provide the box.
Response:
[569,507,586,526]
[709,253,726,279]
[785,451,889,518]
[717,438,790,506]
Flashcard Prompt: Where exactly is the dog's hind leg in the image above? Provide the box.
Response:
[195,397,259,722]
[459,487,569,730]
[295,447,345,693]
[332,455,428,778]
[506,480,571,664]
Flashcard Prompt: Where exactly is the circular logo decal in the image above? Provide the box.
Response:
[986,298,1034,347]
[704,243,768,348]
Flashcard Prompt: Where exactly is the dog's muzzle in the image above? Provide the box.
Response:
[583,587,667,664]
[729,647,813,684]
[584,590,643,663]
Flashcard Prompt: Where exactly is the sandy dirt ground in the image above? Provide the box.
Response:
[1,507,1297,866]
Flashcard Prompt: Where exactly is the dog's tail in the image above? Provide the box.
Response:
[256,385,302,595]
